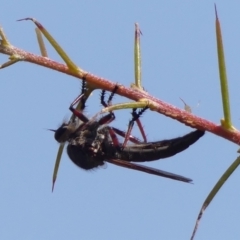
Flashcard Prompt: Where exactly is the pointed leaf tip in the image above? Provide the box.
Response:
[17,17,34,22]
[52,180,56,192]
[214,4,218,19]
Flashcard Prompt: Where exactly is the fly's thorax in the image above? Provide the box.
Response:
[68,123,108,157]
[66,124,108,170]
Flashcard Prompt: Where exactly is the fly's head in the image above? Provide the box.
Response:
[50,119,82,144]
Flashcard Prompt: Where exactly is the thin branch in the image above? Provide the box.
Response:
[0,43,240,145]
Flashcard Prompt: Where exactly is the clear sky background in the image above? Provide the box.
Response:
[0,1,240,240]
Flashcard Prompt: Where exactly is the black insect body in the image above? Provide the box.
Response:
[67,120,109,170]
[112,130,204,162]
[53,85,205,183]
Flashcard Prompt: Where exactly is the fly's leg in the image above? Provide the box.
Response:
[101,85,118,107]
[96,86,120,129]
[106,158,192,183]
[132,108,148,142]
[106,125,143,149]
[122,106,148,148]
[100,85,138,148]
[69,81,89,123]
[69,94,89,122]
[66,77,90,123]
[100,85,118,124]
[69,85,118,127]
[105,126,121,148]
[112,127,142,144]
[79,79,87,111]
[101,85,118,108]
[100,84,147,146]
[52,79,89,143]
[99,86,122,148]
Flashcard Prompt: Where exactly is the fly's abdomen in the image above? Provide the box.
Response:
[115,130,204,162]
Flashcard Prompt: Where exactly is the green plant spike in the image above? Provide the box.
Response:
[101,101,147,113]
[131,23,144,90]
[35,28,48,57]
[104,24,148,114]
[0,26,11,46]
[215,5,234,130]
[17,18,97,95]
[17,18,83,75]
[190,6,240,238]
[52,144,64,192]
[190,155,240,240]
[0,57,20,69]
[101,98,159,113]
[0,27,22,68]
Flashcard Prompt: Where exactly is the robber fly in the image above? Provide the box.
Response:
[51,84,204,183]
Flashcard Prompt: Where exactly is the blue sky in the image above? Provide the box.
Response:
[0,1,240,239]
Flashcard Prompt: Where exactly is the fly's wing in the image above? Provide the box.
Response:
[117,130,204,162]
[106,158,192,183]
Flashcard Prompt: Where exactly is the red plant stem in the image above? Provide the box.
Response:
[0,44,240,145]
